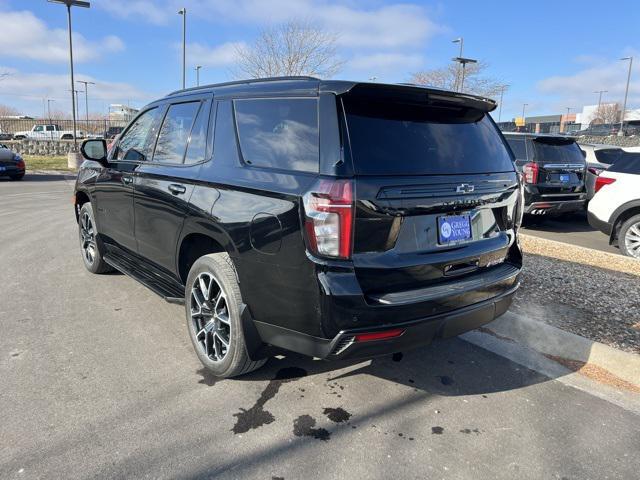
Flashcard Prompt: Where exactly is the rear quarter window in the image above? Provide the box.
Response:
[234,98,319,173]
[342,97,515,176]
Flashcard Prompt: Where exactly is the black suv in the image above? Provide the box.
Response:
[503,132,587,216]
[75,77,522,378]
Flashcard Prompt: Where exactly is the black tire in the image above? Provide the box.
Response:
[9,174,24,181]
[522,214,546,227]
[78,203,113,274]
[185,253,267,378]
[618,214,640,259]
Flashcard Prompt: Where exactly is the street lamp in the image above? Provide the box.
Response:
[522,103,528,130]
[452,38,463,91]
[47,0,90,152]
[619,56,633,136]
[178,8,186,90]
[452,56,477,93]
[594,90,608,109]
[47,99,55,119]
[564,107,573,133]
[497,84,509,123]
[195,65,202,87]
[77,80,95,126]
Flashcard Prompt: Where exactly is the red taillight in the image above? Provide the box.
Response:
[594,176,616,193]
[354,328,405,342]
[16,159,25,169]
[303,179,354,259]
[523,162,539,184]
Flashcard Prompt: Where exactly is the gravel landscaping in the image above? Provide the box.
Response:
[513,236,640,355]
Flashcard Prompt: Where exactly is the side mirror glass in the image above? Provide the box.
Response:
[80,139,109,166]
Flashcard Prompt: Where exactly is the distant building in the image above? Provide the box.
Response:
[108,104,138,122]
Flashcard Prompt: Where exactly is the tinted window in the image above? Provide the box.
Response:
[594,148,624,165]
[153,102,199,164]
[234,98,318,173]
[506,137,527,160]
[116,108,161,161]
[213,101,241,165]
[532,139,585,164]
[343,98,515,175]
[184,101,211,165]
[608,153,640,174]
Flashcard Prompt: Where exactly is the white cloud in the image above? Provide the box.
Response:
[348,52,424,74]
[185,41,246,67]
[0,10,125,63]
[537,54,640,109]
[0,67,151,115]
[95,0,171,26]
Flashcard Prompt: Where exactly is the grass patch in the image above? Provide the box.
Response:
[24,155,72,171]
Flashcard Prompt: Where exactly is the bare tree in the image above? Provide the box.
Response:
[591,103,620,125]
[234,20,343,79]
[0,104,20,134]
[410,62,506,99]
[0,72,10,81]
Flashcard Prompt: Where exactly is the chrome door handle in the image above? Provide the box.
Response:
[122,176,133,185]
[168,184,186,195]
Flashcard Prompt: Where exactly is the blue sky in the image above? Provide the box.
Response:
[1,0,639,120]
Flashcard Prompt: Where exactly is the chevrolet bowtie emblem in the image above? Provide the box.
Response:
[456,184,475,194]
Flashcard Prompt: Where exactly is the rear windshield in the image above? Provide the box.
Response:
[505,137,527,160]
[342,97,515,176]
[608,153,640,174]
[532,139,584,164]
[594,148,624,165]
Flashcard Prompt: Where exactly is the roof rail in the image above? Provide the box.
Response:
[166,76,320,97]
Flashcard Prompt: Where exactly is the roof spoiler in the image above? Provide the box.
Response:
[320,81,497,113]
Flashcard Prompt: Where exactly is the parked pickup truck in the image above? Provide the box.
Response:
[13,124,85,140]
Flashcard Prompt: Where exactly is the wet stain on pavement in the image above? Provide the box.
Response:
[437,375,455,386]
[323,407,352,423]
[232,367,307,434]
[460,428,481,434]
[293,414,331,441]
[392,352,403,362]
[432,426,444,434]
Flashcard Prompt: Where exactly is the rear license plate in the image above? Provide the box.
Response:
[560,174,570,183]
[438,214,471,244]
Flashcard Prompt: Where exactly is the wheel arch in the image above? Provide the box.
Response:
[74,190,91,222]
[609,200,640,242]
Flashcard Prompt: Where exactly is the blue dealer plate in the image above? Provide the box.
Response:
[560,174,570,183]
[0,166,5,172]
[438,214,471,244]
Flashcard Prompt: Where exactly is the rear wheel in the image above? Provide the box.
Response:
[619,214,640,259]
[78,203,113,273]
[185,253,266,378]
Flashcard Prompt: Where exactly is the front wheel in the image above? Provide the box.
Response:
[185,253,266,378]
[78,203,113,273]
[619,214,640,259]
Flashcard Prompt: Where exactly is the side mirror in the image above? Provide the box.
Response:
[80,139,109,167]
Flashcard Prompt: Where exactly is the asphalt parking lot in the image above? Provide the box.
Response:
[1,175,639,480]
[522,213,619,255]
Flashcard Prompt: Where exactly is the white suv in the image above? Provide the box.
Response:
[588,153,640,258]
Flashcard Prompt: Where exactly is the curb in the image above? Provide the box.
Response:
[467,311,640,389]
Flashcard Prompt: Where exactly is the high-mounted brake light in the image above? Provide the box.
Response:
[594,176,616,193]
[303,179,354,259]
[523,162,539,184]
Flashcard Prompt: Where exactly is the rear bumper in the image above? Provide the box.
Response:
[524,199,586,215]
[253,283,518,360]
[0,166,24,177]
[587,210,612,236]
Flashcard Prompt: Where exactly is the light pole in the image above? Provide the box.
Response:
[77,80,95,127]
[594,90,608,109]
[497,84,509,123]
[47,99,55,119]
[619,56,633,136]
[195,65,202,86]
[522,103,528,131]
[452,38,463,91]
[564,107,572,133]
[47,0,90,152]
[178,8,186,90]
[452,56,477,93]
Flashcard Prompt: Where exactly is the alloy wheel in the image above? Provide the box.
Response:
[624,222,640,258]
[190,272,231,362]
[80,212,96,265]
